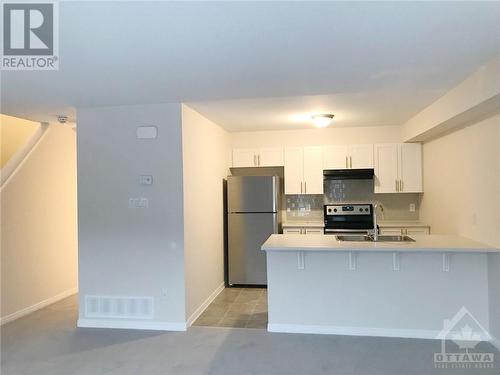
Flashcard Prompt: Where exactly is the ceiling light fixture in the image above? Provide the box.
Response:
[311,114,334,128]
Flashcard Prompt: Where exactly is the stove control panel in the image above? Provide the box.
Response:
[325,204,372,216]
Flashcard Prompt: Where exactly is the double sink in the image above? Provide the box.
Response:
[336,234,415,243]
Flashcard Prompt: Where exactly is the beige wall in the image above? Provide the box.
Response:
[182,105,230,321]
[403,55,500,142]
[1,124,78,322]
[420,114,500,247]
[0,114,40,167]
[420,114,500,344]
[231,125,402,148]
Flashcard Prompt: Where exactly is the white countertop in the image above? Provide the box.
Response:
[282,221,324,228]
[262,234,498,253]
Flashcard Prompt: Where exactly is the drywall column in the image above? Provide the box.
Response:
[181,105,230,324]
[419,114,500,347]
[77,104,186,330]
[1,123,77,324]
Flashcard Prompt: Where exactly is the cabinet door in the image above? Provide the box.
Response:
[349,144,374,169]
[379,227,404,235]
[284,228,302,234]
[232,148,258,167]
[303,146,324,194]
[305,228,323,235]
[259,147,284,167]
[399,143,423,193]
[374,144,399,193]
[323,145,349,169]
[284,147,304,195]
[406,227,430,235]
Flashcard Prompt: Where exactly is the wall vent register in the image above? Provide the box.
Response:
[84,295,154,319]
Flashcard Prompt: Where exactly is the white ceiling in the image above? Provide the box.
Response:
[1,1,499,131]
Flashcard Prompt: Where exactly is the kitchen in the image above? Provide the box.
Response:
[190,63,500,345]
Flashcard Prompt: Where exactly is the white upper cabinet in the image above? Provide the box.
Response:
[399,143,423,193]
[323,146,349,169]
[323,144,373,169]
[259,147,284,167]
[349,144,374,169]
[303,146,324,194]
[374,144,399,193]
[284,147,303,194]
[374,143,423,193]
[284,146,324,195]
[232,148,259,167]
[232,147,283,167]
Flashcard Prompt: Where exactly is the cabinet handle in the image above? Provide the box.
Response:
[350,156,353,169]
[258,154,261,166]
[300,182,303,194]
[395,179,398,192]
[304,181,307,194]
[346,156,348,169]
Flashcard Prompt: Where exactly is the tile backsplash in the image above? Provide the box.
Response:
[284,179,422,222]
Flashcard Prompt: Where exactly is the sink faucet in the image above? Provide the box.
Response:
[371,202,384,241]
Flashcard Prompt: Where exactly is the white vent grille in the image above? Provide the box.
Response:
[84,295,154,319]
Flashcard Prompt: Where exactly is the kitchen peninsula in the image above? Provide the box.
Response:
[262,234,499,340]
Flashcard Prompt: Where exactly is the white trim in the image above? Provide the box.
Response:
[0,287,78,326]
[77,319,187,331]
[187,282,225,327]
[491,336,500,351]
[0,123,49,188]
[268,323,457,340]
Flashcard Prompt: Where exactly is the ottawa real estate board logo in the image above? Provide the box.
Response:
[1,1,58,70]
[434,307,495,370]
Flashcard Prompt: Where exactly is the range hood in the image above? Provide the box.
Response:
[323,168,374,180]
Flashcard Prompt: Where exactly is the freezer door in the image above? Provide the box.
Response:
[228,213,278,285]
[227,176,279,213]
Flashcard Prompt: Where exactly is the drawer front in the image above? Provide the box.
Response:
[284,228,303,234]
[305,228,323,235]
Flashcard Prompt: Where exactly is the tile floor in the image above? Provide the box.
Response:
[193,287,267,329]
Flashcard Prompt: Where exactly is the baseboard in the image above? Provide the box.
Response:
[77,319,187,331]
[0,287,78,326]
[187,282,225,327]
[491,336,500,351]
[267,323,444,340]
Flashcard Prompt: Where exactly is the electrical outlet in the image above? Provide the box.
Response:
[409,203,416,212]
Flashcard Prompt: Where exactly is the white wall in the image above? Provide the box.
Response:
[1,124,78,324]
[419,114,500,344]
[181,105,230,323]
[231,125,402,148]
[267,251,489,337]
[77,104,187,329]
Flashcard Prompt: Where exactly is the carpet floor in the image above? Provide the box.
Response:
[1,294,498,375]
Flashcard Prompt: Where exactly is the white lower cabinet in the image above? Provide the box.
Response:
[379,226,430,235]
[283,227,323,235]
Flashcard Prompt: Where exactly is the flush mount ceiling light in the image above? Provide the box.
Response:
[311,114,334,128]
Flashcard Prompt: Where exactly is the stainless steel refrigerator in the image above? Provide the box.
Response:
[227,176,281,286]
